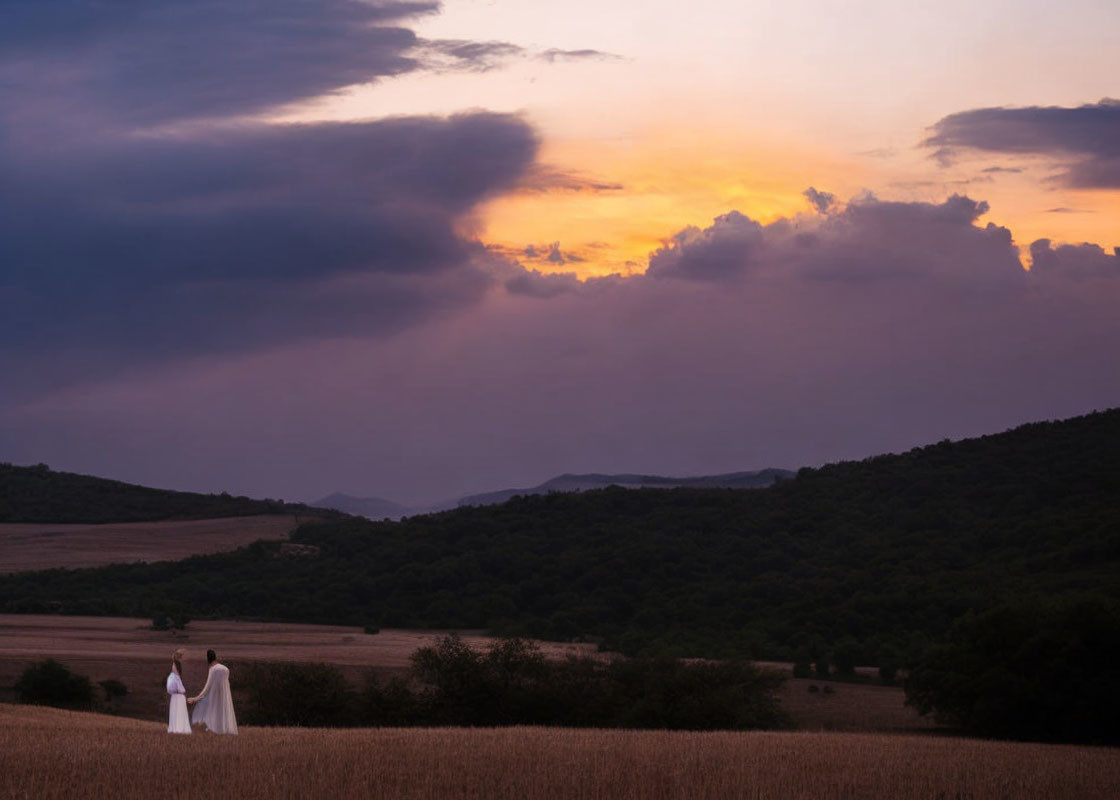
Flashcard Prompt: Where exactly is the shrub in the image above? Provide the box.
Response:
[99,679,128,703]
[236,661,358,726]
[16,659,94,709]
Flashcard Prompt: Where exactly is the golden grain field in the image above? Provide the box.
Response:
[1,705,1116,800]
[0,515,299,573]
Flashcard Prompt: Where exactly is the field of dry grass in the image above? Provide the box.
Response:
[3,704,1117,800]
[0,514,299,572]
[0,615,599,720]
[0,614,936,733]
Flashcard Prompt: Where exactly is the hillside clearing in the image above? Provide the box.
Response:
[0,515,299,572]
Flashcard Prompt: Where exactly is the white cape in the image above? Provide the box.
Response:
[166,671,191,734]
[191,663,238,734]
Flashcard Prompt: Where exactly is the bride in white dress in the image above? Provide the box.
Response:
[166,649,191,734]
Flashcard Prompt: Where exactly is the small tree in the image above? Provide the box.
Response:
[99,679,128,706]
[16,659,94,709]
[832,639,859,678]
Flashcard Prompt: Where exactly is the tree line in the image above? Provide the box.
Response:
[235,635,787,730]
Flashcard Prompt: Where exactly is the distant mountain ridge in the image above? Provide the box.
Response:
[313,469,794,519]
[455,469,793,508]
[311,493,411,521]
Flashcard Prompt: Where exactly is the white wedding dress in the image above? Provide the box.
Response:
[166,670,191,734]
[191,663,238,734]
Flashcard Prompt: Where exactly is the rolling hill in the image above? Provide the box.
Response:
[2,409,1117,664]
[0,462,333,524]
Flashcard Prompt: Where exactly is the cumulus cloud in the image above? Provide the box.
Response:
[645,194,1022,289]
[924,99,1120,188]
[646,211,766,281]
[1029,239,1120,280]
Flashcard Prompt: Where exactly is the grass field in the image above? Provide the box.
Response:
[0,615,599,721]
[0,614,934,733]
[0,514,299,572]
[2,705,1117,800]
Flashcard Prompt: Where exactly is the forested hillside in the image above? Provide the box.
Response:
[0,463,331,523]
[2,410,1117,664]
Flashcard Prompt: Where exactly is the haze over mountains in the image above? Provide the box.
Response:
[313,469,794,520]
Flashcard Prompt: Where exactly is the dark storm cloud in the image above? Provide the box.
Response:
[0,113,537,370]
[0,0,440,128]
[0,0,550,398]
[924,99,1120,188]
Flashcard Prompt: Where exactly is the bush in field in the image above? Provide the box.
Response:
[98,679,128,705]
[236,662,358,726]
[905,598,1120,743]
[362,674,421,726]
[16,659,94,709]
[409,635,787,730]
[606,657,786,730]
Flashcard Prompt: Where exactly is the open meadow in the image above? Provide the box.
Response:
[0,614,600,721]
[0,515,299,573]
[0,614,932,733]
[2,704,1118,800]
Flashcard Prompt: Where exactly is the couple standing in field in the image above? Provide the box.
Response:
[166,648,238,735]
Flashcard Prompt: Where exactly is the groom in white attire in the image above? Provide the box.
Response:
[188,649,239,734]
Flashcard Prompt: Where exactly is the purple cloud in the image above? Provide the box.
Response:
[0,0,441,130]
[0,114,537,396]
[924,99,1120,188]
[646,194,1022,289]
[4,191,1119,506]
[647,211,766,280]
[803,187,836,215]
[1030,239,1120,280]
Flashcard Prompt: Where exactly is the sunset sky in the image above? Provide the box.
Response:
[2,0,1118,506]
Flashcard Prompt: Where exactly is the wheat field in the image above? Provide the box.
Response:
[0,515,299,573]
[2,705,1117,800]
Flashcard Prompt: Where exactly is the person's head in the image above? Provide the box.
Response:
[173,648,185,676]
[207,649,217,664]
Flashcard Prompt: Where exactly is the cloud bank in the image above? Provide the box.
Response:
[925,99,1120,188]
[6,191,1118,504]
